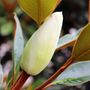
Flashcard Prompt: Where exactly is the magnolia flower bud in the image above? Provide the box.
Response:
[20,12,63,75]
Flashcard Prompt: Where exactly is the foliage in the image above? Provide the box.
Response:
[0,0,90,90]
[17,0,59,25]
[53,61,90,86]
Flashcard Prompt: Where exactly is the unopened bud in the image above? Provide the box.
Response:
[20,12,63,75]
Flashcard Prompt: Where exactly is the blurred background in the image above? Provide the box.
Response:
[0,0,89,90]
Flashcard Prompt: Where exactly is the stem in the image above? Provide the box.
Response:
[11,71,29,90]
[42,83,54,90]
[89,0,90,22]
[35,57,73,90]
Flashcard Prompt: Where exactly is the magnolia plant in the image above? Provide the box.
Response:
[0,0,90,90]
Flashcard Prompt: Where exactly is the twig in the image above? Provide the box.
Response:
[11,71,29,90]
[35,57,73,90]
[42,83,54,90]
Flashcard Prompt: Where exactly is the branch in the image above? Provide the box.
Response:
[35,57,73,90]
[11,71,29,90]
[42,83,53,90]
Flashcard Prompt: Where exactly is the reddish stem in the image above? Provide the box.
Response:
[42,83,53,90]
[11,71,29,90]
[35,57,73,90]
[89,0,90,22]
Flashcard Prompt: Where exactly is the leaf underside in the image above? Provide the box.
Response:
[53,61,90,86]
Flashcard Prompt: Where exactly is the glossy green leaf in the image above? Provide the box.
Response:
[53,61,90,86]
[56,30,81,50]
[0,64,3,88]
[17,0,59,25]
[72,23,90,61]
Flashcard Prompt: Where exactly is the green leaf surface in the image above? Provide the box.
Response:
[72,23,90,61]
[17,0,59,25]
[56,29,81,50]
[53,61,90,86]
[0,64,3,88]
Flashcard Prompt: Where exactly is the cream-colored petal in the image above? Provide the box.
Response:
[20,12,63,75]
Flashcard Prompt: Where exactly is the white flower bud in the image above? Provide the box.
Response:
[20,12,63,75]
